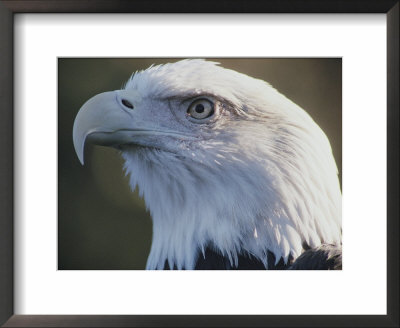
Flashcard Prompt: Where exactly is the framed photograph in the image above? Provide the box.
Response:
[0,1,398,327]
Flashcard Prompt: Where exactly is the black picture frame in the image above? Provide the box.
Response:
[0,1,398,327]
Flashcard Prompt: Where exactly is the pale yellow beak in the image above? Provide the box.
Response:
[73,91,135,164]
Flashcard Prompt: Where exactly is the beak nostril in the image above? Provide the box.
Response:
[121,99,134,109]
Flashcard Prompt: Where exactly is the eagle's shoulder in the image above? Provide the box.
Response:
[162,245,342,270]
[288,244,342,270]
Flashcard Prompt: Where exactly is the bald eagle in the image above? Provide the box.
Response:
[73,59,342,270]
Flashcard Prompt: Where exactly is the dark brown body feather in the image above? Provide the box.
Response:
[163,244,341,270]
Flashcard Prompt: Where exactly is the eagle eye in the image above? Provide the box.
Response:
[187,99,214,120]
[121,99,134,109]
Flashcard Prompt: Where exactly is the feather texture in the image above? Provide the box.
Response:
[116,60,342,269]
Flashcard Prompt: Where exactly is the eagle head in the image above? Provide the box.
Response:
[73,59,342,270]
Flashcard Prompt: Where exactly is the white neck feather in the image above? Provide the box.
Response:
[122,114,342,270]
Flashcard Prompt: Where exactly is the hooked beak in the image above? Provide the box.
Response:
[73,90,196,165]
[73,91,136,165]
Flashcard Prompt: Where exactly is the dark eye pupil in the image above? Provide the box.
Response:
[122,99,134,109]
[195,104,204,113]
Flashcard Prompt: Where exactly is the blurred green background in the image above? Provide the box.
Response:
[58,58,342,270]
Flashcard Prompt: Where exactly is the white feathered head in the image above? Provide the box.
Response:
[73,59,342,269]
